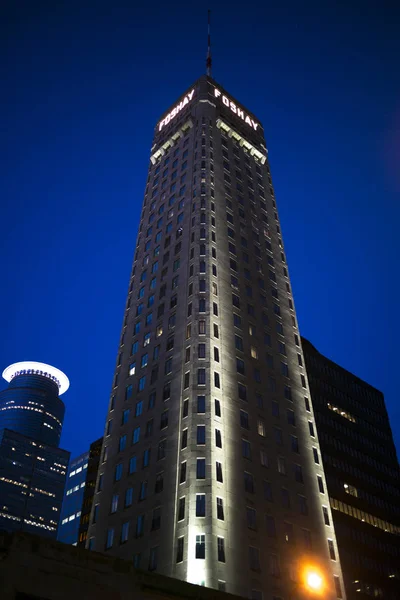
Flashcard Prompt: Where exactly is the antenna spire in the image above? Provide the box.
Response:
[206,10,212,77]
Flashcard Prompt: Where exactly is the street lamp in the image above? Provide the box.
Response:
[301,566,325,596]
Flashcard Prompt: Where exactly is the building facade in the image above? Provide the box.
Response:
[0,362,70,538]
[87,76,345,600]
[302,338,400,600]
[78,436,103,547]
[58,451,89,544]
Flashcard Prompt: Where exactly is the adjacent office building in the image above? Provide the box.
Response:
[0,362,70,538]
[58,451,89,544]
[302,338,400,600]
[58,437,103,546]
[87,75,346,599]
[78,436,103,547]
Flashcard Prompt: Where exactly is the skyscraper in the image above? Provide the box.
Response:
[87,75,345,600]
[301,338,400,600]
[58,450,89,545]
[78,436,103,547]
[0,361,70,537]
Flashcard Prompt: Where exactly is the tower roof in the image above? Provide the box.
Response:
[2,361,70,395]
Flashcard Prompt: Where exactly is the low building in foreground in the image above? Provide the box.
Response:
[0,530,240,600]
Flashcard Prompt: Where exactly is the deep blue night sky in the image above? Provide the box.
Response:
[1,0,399,458]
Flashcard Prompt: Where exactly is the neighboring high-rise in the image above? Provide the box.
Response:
[58,450,89,544]
[58,437,103,547]
[301,338,400,600]
[0,361,70,538]
[78,437,103,547]
[87,75,346,599]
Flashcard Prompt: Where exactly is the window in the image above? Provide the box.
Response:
[313,448,319,464]
[196,534,205,559]
[215,429,222,448]
[239,436,252,460]
[240,410,249,429]
[249,546,260,570]
[155,473,163,493]
[181,429,188,449]
[217,537,225,562]
[323,506,330,525]
[334,576,343,599]
[328,539,336,560]
[135,401,143,417]
[197,395,206,413]
[125,487,133,507]
[308,421,315,437]
[278,456,286,475]
[139,481,147,500]
[216,461,223,482]
[281,488,290,508]
[148,546,158,572]
[198,368,206,384]
[244,472,254,493]
[142,448,151,468]
[138,375,146,392]
[182,399,189,418]
[176,537,184,563]
[266,515,276,537]
[196,494,206,517]
[119,435,126,452]
[214,372,220,388]
[287,409,295,426]
[110,493,119,514]
[270,555,280,577]
[178,497,185,521]
[157,439,166,460]
[115,463,123,481]
[260,449,269,467]
[296,495,308,516]
[129,455,137,474]
[180,461,187,483]
[160,410,169,429]
[294,464,303,483]
[302,529,312,549]
[217,497,224,520]
[198,343,206,358]
[238,383,247,400]
[284,522,294,544]
[291,436,299,454]
[197,425,206,445]
[151,507,161,531]
[247,507,257,530]
[215,398,221,417]
[106,527,114,549]
[257,419,266,437]
[197,458,206,479]
[317,476,324,493]
[132,426,140,444]
[263,480,273,502]
[136,514,145,537]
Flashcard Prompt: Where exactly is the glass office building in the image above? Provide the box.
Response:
[302,338,400,600]
[87,76,346,599]
[58,451,89,545]
[0,361,70,537]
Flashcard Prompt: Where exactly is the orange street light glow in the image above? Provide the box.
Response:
[301,566,325,595]
[307,572,323,590]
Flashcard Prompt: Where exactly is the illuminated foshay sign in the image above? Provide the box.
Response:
[158,89,195,131]
[214,88,259,131]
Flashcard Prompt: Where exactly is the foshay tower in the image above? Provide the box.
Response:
[87,72,346,599]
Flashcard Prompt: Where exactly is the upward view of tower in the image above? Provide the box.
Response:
[87,75,346,599]
[0,361,70,537]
